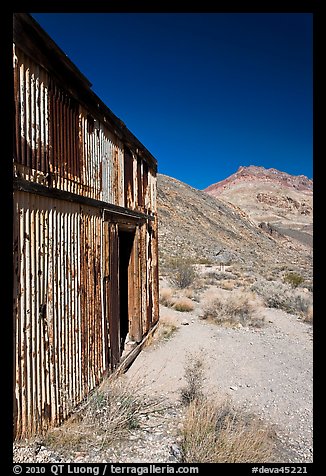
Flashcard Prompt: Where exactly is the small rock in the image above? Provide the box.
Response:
[181,320,189,325]
[230,386,238,391]
[170,444,182,459]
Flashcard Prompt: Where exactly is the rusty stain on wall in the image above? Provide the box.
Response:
[13,13,159,439]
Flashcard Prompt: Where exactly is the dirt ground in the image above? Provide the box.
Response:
[124,285,313,463]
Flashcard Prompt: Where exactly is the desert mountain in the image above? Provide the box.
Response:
[157,173,312,284]
[203,166,313,248]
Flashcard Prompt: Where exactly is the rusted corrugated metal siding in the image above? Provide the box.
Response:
[13,191,105,438]
[13,13,159,440]
[14,42,158,213]
[14,45,123,205]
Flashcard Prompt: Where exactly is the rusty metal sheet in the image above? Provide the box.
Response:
[137,157,143,209]
[108,224,120,370]
[14,44,158,216]
[124,147,134,209]
[13,191,106,438]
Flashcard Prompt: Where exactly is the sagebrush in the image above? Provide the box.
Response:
[168,258,197,289]
[202,289,265,328]
[251,278,313,322]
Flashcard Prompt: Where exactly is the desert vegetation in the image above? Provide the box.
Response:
[283,271,305,288]
[166,257,198,289]
[154,313,179,341]
[251,278,313,323]
[43,378,164,457]
[202,289,265,328]
[179,354,277,463]
[160,256,313,326]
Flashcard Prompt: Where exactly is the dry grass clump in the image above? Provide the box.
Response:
[44,378,163,456]
[160,287,196,313]
[202,289,265,328]
[180,353,205,405]
[180,397,276,463]
[173,298,194,312]
[159,287,175,307]
[156,314,179,340]
[218,279,236,290]
[251,278,313,323]
[302,305,313,324]
[179,354,276,463]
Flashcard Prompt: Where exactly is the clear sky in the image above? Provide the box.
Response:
[30,13,313,190]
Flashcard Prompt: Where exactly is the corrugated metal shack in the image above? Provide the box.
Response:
[13,13,159,439]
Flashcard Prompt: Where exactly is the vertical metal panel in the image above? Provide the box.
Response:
[124,147,134,209]
[151,216,159,326]
[117,141,125,207]
[136,157,143,209]
[108,224,120,370]
[139,223,149,335]
[143,162,149,211]
[128,228,142,342]
[13,191,106,438]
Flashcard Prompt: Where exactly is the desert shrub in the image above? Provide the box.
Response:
[183,288,194,299]
[156,314,179,340]
[251,280,291,310]
[202,290,265,328]
[44,379,163,455]
[168,258,198,289]
[159,287,174,308]
[251,279,313,321]
[180,353,205,405]
[159,288,195,313]
[283,272,304,288]
[173,298,194,312]
[180,398,276,463]
[203,271,229,285]
[197,257,213,265]
[218,280,236,291]
[302,305,313,324]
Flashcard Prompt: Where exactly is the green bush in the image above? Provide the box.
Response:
[283,272,304,288]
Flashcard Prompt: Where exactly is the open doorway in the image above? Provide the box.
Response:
[118,228,135,355]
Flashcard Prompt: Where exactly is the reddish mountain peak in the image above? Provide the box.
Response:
[204,165,313,195]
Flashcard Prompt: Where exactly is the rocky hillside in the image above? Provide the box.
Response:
[203,166,313,248]
[157,173,312,283]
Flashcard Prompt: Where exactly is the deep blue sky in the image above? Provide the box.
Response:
[30,13,312,189]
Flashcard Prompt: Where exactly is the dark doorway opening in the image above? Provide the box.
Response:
[118,228,135,355]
